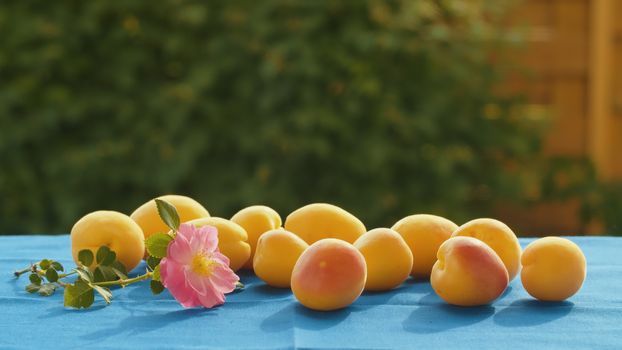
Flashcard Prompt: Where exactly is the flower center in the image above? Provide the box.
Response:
[191,253,217,276]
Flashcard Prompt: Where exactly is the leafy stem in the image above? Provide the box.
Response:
[91,271,153,287]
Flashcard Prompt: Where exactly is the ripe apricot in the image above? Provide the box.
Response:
[131,195,210,256]
[431,236,509,306]
[391,214,458,278]
[253,229,309,288]
[231,205,282,270]
[185,217,250,272]
[284,203,366,244]
[452,218,521,281]
[353,228,413,291]
[521,237,586,301]
[291,238,366,311]
[71,211,145,272]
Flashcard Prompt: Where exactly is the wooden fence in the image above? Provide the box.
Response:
[498,0,621,235]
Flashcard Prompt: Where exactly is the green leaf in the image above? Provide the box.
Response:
[51,261,64,272]
[146,256,161,270]
[75,266,94,283]
[78,250,94,266]
[111,261,128,279]
[29,273,42,285]
[101,250,116,266]
[152,264,161,282]
[45,268,59,282]
[39,259,51,270]
[155,199,180,231]
[64,280,94,309]
[91,285,112,304]
[145,233,173,258]
[93,266,117,283]
[38,283,57,296]
[25,284,41,293]
[96,246,112,265]
[150,280,165,295]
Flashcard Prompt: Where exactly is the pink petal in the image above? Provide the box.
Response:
[186,270,209,296]
[161,258,198,307]
[177,223,196,242]
[209,264,239,294]
[167,231,194,265]
[197,225,219,252]
[212,251,230,267]
[197,279,226,308]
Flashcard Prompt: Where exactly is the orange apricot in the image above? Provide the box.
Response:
[521,237,586,301]
[253,229,309,288]
[284,203,366,244]
[231,205,282,270]
[291,238,367,311]
[431,236,509,306]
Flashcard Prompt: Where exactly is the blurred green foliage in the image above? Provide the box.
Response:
[0,1,619,234]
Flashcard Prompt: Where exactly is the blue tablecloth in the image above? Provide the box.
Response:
[1,235,620,349]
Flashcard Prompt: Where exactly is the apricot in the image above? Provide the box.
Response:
[185,217,251,272]
[431,236,509,306]
[253,229,309,288]
[452,218,521,281]
[131,195,210,251]
[391,214,458,278]
[521,237,586,301]
[284,203,366,244]
[231,205,282,269]
[291,238,366,311]
[71,211,145,272]
[353,228,413,291]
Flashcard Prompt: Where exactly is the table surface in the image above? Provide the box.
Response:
[1,235,620,350]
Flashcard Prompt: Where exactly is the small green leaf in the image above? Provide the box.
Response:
[155,199,180,231]
[96,246,112,265]
[39,259,51,270]
[78,250,94,266]
[111,261,128,279]
[75,266,94,283]
[150,280,165,295]
[93,266,117,283]
[145,233,173,258]
[152,264,161,282]
[146,256,161,270]
[29,273,42,285]
[25,284,41,293]
[64,280,94,309]
[91,285,112,304]
[101,250,116,266]
[45,268,59,283]
[51,261,64,272]
[38,283,57,296]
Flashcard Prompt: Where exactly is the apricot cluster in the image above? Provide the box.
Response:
[70,196,587,312]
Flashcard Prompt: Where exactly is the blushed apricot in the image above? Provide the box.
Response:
[391,214,458,278]
[521,237,586,301]
[284,203,366,244]
[131,195,210,256]
[231,205,282,270]
[291,238,366,311]
[185,217,250,272]
[452,218,521,281]
[431,236,509,306]
[253,229,309,288]
[354,228,413,291]
[71,211,145,272]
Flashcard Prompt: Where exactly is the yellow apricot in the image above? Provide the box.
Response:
[521,237,586,301]
[253,229,309,288]
[71,211,145,272]
[291,238,367,311]
[231,205,282,270]
[431,236,509,306]
[354,228,413,291]
[391,214,458,279]
[131,195,210,253]
[284,203,366,244]
[185,217,251,272]
[452,218,521,281]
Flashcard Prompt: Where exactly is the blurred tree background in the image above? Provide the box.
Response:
[0,0,619,234]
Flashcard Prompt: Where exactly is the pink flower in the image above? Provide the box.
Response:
[160,223,239,308]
